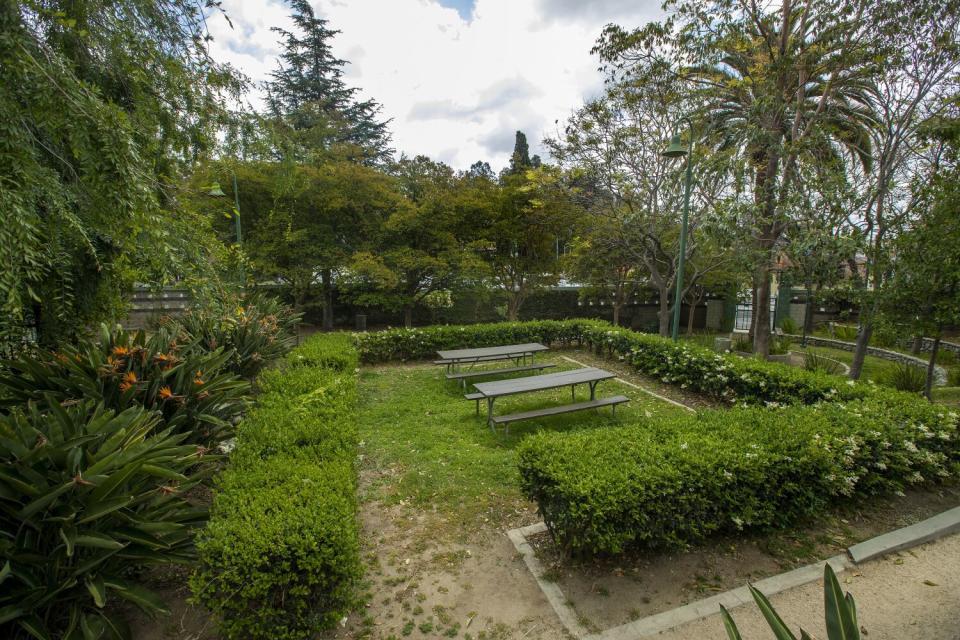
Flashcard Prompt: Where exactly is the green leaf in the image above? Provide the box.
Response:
[75,532,125,550]
[823,565,860,640]
[719,604,743,640]
[85,574,107,608]
[77,496,133,524]
[0,604,26,625]
[18,615,52,640]
[748,584,797,640]
[104,579,170,616]
[19,481,73,519]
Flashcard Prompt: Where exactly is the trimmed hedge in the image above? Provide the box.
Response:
[518,395,959,554]
[191,334,361,639]
[353,319,602,363]
[354,320,960,555]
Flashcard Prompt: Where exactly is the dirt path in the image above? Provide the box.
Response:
[654,532,960,640]
[328,496,570,640]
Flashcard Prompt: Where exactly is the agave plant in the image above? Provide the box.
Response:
[720,564,860,640]
[0,324,249,446]
[0,400,214,639]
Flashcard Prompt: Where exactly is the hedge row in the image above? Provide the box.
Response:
[518,394,959,554]
[191,333,361,639]
[353,320,959,555]
[353,319,603,363]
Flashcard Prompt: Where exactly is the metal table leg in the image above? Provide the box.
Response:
[486,397,496,432]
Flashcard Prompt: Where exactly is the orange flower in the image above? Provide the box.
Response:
[119,370,138,392]
[193,370,204,386]
[158,386,174,400]
[111,346,129,357]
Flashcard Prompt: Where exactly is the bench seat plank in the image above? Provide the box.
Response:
[447,363,555,381]
[491,395,630,425]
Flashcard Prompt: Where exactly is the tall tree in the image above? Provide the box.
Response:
[1,1,241,348]
[844,0,960,378]
[547,77,744,336]
[595,0,883,355]
[344,156,485,327]
[265,0,392,164]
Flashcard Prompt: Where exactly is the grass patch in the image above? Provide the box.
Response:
[356,353,688,530]
[793,344,899,384]
[932,386,960,407]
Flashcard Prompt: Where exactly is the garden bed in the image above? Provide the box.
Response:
[526,484,960,633]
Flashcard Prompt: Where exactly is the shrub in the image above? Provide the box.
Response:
[353,319,601,363]
[289,331,358,372]
[769,336,792,355]
[949,366,960,387]
[518,393,959,554]
[0,401,212,639]
[880,362,926,393]
[190,456,360,640]
[832,324,859,341]
[0,324,249,446]
[166,293,301,379]
[192,333,360,639]
[732,334,753,353]
[779,316,798,334]
[804,350,846,376]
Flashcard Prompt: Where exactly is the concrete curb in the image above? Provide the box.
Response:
[848,505,960,563]
[509,505,960,640]
[507,522,591,639]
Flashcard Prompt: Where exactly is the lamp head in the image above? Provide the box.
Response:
[662,134,687,158]
[207,182,227,197]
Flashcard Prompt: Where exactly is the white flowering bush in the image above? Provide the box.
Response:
[518,396,959,555]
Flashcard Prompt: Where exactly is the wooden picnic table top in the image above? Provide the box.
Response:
[436,342,548,362]
[472,367,614,399]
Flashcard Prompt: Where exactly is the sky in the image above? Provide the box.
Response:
[206,0,663,170]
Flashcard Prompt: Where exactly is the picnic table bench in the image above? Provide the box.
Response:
[436,343,551,388]
[467,367,629,432]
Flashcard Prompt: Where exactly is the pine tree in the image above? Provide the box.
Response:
[265,0,392,163]
[507,130,532,174]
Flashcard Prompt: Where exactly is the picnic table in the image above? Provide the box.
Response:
[436,343,553,388]
[468,366,629,432]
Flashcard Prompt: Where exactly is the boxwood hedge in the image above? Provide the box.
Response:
[354,320,960,555]
[191,333,360,639]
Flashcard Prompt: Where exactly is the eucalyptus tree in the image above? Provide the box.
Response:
[843,0,960,378]
[547,75,744,336]
[595,0,883,355]
[1,1,242,348]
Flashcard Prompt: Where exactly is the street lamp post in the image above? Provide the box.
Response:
[661,119,694,341]
[208,174,241,245]
[209,173,244,284]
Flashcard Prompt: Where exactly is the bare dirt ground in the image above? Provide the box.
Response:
[528,484,960,634]
[324,457,571,640]
[657,532,960,640]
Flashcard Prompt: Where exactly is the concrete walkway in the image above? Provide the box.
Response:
[653,533,960,639]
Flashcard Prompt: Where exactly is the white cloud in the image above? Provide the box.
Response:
[207,0,663,170]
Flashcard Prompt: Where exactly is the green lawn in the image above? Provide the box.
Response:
[356,354,689,530]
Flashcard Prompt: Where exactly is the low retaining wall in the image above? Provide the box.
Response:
[785,334,947,386]
[914,337,960,356]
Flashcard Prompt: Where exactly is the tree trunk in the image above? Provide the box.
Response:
[612,303,621,327]
[748,285,758,340]
[686,299,697,335]
[802,285,814,344]
[658,287,671,337]
[403,305,413,329]
[754,267,772,357]
[849,317,873,380]
[925,334,941,401]
[321,269,334,332]
[506,294,520,321]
